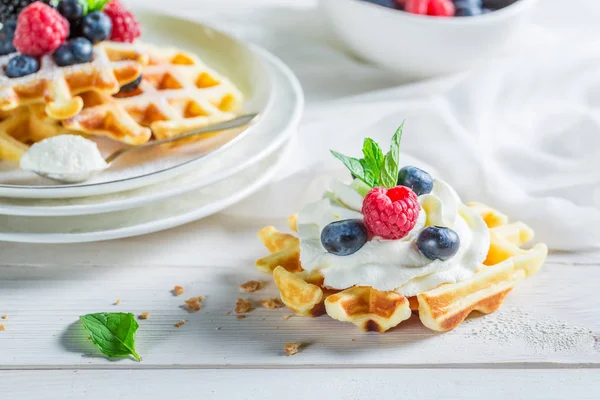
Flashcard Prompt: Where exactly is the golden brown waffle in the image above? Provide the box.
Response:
[62,41,243,144]
[0,43,144,120]
[0,108,30,162]
[256,204,548,333]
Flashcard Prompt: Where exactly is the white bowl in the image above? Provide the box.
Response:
[321,0,538,79]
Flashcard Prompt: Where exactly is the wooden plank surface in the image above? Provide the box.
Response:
[2,369,600,400]
[1,252,599,367]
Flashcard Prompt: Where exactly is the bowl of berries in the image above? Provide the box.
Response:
[321,0,538,78]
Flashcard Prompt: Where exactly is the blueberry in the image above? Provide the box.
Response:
[70,37,92,62]
[417,226,460,261]
[321,219,368,256]
[119,74,142,93]
[6,54,39,78]
[455,6,482,16]
[362,0,397,8]
[57,0,84,21]
[53,37,92,66]
[397,166,434,196]
[82,11,112,43]
[0,20,17,56]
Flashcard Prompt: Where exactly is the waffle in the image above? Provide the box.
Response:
[0,108,30,162]
[256,204,547,333]
[62,41,244,144]
[0,43,144,120]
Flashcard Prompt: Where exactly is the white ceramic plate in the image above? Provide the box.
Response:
[0,10,302,199]
[0,48,302,216]
[0,137,293,243]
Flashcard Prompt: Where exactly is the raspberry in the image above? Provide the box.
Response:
[362,186,421,240]
[404,0,429,15]
[104,0,141,43]
[427,0,455,16]
[13,2,69,56]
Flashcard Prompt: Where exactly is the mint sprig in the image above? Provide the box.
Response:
[331,121,404,189]
[80,312,141,361]
[85,0,111,13]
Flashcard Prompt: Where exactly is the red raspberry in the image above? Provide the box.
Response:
[362,186,421,240]
[405,0,429,15]
[104,0,141,43]
[13,2,69,56]
[427,0,455,16]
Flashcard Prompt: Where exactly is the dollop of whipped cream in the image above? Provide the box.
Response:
[20,135,107,179]
[297,179,491,296]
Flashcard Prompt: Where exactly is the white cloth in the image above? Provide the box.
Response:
[183,0,600,251]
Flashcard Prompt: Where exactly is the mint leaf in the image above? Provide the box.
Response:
[379,122,404,188]
[80,312,141,361]
[86,0,111,12]
[362,138,384,173]
[330,150,370,185]
[359,159,377,187]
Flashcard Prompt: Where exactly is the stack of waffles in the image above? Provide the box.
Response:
[256,203,548,333]
[0,41,243,163]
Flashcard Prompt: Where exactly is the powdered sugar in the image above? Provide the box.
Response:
[462,307,597,354]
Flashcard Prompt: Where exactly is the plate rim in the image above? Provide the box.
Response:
[0,137,294,243]
[0,10,303,199]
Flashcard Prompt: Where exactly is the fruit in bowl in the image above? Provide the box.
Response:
[321,0,538,78]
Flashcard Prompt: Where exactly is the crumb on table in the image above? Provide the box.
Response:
[1,315,6,319]
[173,285,185,296]
[236,315,246,320]
[285,342,303,356]
[174,320,187,328]
[184,296,205,312]
[114,299,121,305]
[235,298,253,314]
[138,312,150,320]
[0,324,5,331]
[260,298,284,309]
[239,280,263,293]
[282,315,293,320]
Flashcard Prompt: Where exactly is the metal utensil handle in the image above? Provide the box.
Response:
[104,113,258,164]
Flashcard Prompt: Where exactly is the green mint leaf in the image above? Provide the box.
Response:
[359,159,378,187]
[379,122,404,188]
[362,138,384,173]
[86,0,111,12]
[330,150,373,187]
[80,312,141,361]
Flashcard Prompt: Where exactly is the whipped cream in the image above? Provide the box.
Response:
[20,135,107,179]
[297,179,491,296]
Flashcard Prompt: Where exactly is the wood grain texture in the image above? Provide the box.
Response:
[2,369,600,400]
[1,258,598,368]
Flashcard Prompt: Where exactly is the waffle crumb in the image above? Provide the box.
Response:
[226,311,231,315]
[351,339,356,342]
[138,312,150,320]
[260,298,284,309]
[174,320,187,328]
[114,299,121,305]
[282,315,293,320]
[173,285,185,296]
[235,298,253,314]
[239,280,263,292]
[184,296,205,312]
[236,315,246,320]
[1,315,7,319]
[285,342,303,356]
[0,324,6,331]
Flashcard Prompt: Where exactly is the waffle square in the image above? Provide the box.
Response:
[0,43,143,120]
[62,42,244,144]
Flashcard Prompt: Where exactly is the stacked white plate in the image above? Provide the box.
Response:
[0,10,303,243]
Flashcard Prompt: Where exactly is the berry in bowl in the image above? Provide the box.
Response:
[320,0,539,78]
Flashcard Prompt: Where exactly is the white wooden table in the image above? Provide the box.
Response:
[1,214,600,398]
[2,0,600,398]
